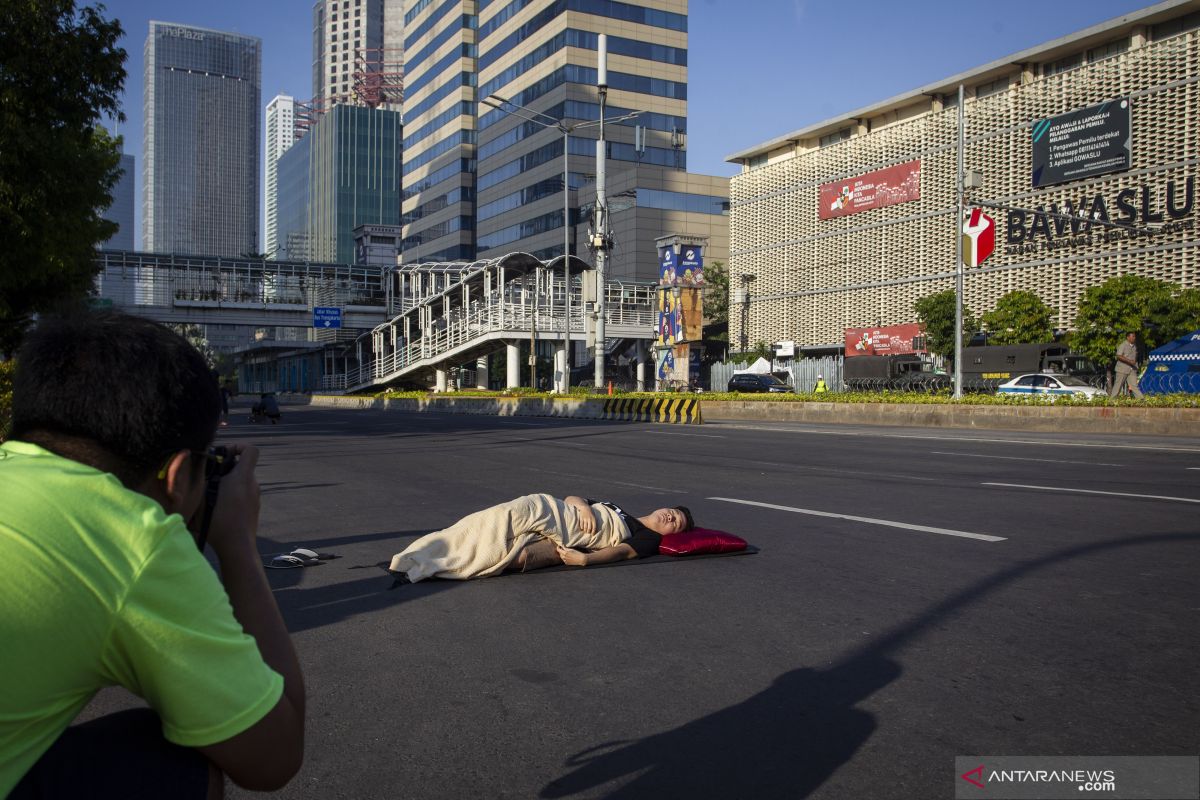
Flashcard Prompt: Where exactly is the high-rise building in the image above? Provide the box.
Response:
[401,1,715,280]
[142,21,261,256]
[311,0,404,110]
[102,152,136,250]
[275,104,403,264]
[266,94,297,258]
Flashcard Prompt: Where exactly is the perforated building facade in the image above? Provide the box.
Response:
[727,1,1200,353]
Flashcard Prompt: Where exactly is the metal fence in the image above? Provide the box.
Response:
[708,356,844,393]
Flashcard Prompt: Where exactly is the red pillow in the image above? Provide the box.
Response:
[658,528,748,556]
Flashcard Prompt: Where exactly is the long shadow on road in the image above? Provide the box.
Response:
[540,532,1200,800]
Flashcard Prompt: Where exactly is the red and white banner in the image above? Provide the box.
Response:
[844,324,925,357]
[819,160,921,220]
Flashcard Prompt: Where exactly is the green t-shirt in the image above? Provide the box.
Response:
[0,440,284,795]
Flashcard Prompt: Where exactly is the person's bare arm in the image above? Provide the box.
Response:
[196,445,305,791]
[556,542,638,566]
[563,496,596,534]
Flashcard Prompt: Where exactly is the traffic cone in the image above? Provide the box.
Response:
[607,381,613,396]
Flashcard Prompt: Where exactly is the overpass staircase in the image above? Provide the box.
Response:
[327,253,656,392]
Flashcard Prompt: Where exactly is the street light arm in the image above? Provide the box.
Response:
[573,110,642,130]
[483,94,564,130]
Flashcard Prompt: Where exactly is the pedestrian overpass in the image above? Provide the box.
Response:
[93,250,390,328]
[323,252,657,393]
[93,249,657,393]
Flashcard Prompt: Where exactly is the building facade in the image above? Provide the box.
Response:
[726,0,1200,354]
[275,104,403,264]
[575,165,728,281]
[401,0,720,280]
[266,94,297,258]
[142,21,261,257]
[311,0,404,109]
[102,152,136,250]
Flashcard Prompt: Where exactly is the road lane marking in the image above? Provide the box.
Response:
[708,423,1200,453]
[931,451,1123,467]
[646,431,727,438]
[983,483,1200,504]
[708,497,1006,542]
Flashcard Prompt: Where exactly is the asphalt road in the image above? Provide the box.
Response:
[88,405,1200,799]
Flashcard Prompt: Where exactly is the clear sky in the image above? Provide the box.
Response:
[98,0,1154,244]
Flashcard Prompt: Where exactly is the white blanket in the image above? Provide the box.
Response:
[388,494,630,582]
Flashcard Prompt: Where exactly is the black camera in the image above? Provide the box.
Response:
[195,446,237,552]
[206,446,237,479]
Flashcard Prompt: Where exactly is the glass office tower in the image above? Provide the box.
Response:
[275,104,403,264]
[142,22,261,256]
[401,1,691,269]
[102,152,136,250]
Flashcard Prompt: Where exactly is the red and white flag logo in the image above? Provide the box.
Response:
[962,208,995,267]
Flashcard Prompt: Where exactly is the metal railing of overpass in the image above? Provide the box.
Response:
[322,252,657,391]
[93,250,390,329]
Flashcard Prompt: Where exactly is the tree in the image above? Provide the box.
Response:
[913,290,976,364]
[0,1,126,356]
[979,290,1055,345]
[703,260,729,325]
[1070,275,1200,370]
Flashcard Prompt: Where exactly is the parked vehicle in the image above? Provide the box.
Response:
[727,373,793,393]
[842,354,947,391]
[959,343,1101,391]
[996,373,1106,400]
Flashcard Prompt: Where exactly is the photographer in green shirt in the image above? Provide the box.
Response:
[1,312,305,799]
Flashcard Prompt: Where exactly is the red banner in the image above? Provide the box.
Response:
[845,324,925,357]
[820,160,921,220]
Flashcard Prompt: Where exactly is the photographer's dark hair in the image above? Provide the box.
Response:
[11,311,220,486]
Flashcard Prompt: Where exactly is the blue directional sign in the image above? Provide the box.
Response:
[313,307,342,329]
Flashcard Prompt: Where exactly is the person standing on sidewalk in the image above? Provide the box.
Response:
[1109,331,1144,398]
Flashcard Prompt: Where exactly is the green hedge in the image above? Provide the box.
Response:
[371,386,1199,408]
[0,360,14,441]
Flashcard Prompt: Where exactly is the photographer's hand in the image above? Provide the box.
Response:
[197,444,307,789]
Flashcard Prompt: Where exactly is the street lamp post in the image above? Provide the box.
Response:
[482,93,641,392]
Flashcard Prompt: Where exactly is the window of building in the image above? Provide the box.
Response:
[1087,38,1129,62]
[1044,53,1083,76]
[1151,9,1200,40]
[747,154,767,169]
[819,128,851,148]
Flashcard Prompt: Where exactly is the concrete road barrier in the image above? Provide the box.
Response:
[308,394,1197,436]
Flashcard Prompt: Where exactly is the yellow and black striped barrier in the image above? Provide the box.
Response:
[601,397,702,424]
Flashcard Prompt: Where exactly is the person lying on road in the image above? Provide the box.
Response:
[387,495,694,583]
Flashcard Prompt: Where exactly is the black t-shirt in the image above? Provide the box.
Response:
[586,499,661,558]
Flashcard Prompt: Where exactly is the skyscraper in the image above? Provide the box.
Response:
[142,21,261,256]
[275,104,403,264]
[311,0,404,110]
[102,152,136,250]
[401,1,697,276]
[266,94,297,258]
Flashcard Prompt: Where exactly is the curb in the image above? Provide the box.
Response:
[699,400,1200,436]
[307,394,1199,436]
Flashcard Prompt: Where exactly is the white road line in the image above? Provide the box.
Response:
[647,431,727,438]
[983,482,1200,504]
[1188,468,1200,471]
[709,423,1200,453]
[930,451,1123,467]
[708,496,1006,542]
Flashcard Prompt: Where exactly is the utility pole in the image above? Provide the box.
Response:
[954,83,965,400]
[591,34,609,390]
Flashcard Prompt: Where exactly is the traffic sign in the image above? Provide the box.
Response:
[313,307,342,328]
